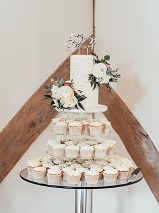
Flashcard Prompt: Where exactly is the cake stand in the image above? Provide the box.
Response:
[20,169,143,213]
[57,104,107,114]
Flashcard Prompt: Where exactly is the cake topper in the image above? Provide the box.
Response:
[64,34,96,55]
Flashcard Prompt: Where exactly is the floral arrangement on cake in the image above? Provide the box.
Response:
[44,77,87,110]
[88,52,121,91]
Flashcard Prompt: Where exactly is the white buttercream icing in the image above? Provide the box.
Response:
[33,167,46,172]
[27,160,41,167]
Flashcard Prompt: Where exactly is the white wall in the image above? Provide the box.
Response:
[95,0,159,150]
[0,0,159,212]
[0,0,93,131]
[95,0,159,210]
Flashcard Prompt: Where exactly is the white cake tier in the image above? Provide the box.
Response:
[70,55,94,83]
[73,82,98,109]
[70,55,100,109]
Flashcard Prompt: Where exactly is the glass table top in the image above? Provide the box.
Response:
[20,169,143,190]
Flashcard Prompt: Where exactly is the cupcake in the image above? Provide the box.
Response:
[90,166,103,180]
[66,170,81,184]
[75,167,88,180]
[68,121,83,136]
[116,165,130,180]
[32,167,46,179]
[98,118,111,134]
[47,139,57,155]
[47,169,61,183]
[85,170,99,184]
[51,118,63,131]
[81,120,90,135]
[103,167,118,183]
[55,121,68,135]
[65,145,79,158]
[89,121,103,136]
[62,166,74,180]
[94,144,108,158]
[27,160,41,175]
[120,158,134,176]
[52,144,66,157]
[80,145,94,158]
[41,162,54,170]
[106,140,116,155]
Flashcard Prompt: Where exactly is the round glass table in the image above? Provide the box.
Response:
[20,168,143,213]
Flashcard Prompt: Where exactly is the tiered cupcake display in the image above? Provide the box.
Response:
[26,34,134,185]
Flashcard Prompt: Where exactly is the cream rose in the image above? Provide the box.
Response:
[57,86,74,100]
[63,96,77,108]
[92,63,107,78]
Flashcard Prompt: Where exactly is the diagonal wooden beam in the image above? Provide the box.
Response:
[99,85,159,203]
[0,38,93,183]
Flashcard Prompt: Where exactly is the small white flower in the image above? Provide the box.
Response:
[92,63,107,78]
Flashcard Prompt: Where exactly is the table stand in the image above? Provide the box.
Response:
[75,188,92,213]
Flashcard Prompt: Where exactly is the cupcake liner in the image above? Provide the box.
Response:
[94,148,107,158]
[47,173,61,183]
[66,174,81,184]
[65,149,79,158]
[107,146,116,155]
[32,170,46,180]
[52,147,65,157]
[117,170,129,180]
[69,126,82,136]
[89,126,103,136]
[55,125,68,135]
[103,173,117,183]
[80,149,94,158]
[27,167,34,176]
[85,175,99,185]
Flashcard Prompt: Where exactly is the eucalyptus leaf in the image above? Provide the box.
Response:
[44,84,50,89]
[44,94,52,99]
[104,55,110,61]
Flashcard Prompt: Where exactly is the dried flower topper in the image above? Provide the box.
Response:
[88,52,121,91]
[44,77,87,110]
[64,34,96,55]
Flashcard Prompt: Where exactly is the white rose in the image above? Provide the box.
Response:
[92,63,107,78]
[63,96,77,108]
[51,85,59,98]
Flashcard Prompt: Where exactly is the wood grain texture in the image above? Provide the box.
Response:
[0,38,93,183]
[99,85,159,203]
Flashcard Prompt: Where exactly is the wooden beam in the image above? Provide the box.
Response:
[99,85,159,203]
[0,38,93,183]
[93,0,95,35]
